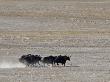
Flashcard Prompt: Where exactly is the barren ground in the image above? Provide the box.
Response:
[0,0,110,82]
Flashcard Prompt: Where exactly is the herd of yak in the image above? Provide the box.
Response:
[19,54,71,67]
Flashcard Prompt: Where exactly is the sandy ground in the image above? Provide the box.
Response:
[0,47,110,82]
[0,0,110,82]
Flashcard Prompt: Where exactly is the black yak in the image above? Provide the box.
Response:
[42,55,57,66]
[19,54,42,67]
[54,55,71,66]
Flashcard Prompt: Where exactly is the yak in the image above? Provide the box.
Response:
[54,55,71,66]
[19,54,42,67]
[19,54,71,67]
[42,55,57,66]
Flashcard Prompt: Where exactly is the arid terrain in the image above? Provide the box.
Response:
[0,0,110,82]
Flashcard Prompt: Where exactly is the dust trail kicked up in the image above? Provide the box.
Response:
[0,61,26,68]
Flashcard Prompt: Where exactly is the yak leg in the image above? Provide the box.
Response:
[38,61,40,65]
[61,63,65,67]
[57,63,59,66]
[52,62,55,67]
[53,62,56,67]
[64,63,65,67]
[64,64,65,67]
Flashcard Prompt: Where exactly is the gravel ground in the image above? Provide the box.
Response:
[0,0,110,82]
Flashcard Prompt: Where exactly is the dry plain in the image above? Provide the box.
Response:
[0,0,110,82]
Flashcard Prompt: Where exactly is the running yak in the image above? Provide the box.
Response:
[19,54,42,67]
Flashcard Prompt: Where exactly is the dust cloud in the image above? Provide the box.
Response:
[0,61,26,69]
